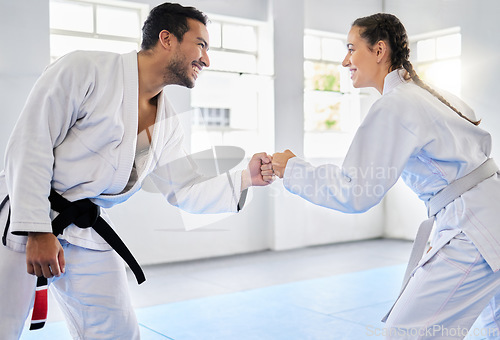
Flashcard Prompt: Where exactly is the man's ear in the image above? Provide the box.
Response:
[158,30,174,50]
[375,40,389,64]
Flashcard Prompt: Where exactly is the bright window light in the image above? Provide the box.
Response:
[49,0,148,61]
[207,50,257,74]
[207,22,222,48]
[414,28,462,96]
[222,23,257,52]
[321,38,345,62]
[50,34,139,57]
[417,38,436,62]
[436,33,461,59]
[96,5,142,38]
[50,0,93,33]
[304,35,321,60]
[303,30,364,158]
[418,59,461,96]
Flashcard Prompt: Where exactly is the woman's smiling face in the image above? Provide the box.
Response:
[342,25,381,90]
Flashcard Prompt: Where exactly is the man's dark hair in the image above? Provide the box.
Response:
[141,2,208,50]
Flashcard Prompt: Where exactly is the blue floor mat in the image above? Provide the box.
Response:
[20,264,408,339]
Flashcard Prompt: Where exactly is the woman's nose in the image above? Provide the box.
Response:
[342,53,350,67]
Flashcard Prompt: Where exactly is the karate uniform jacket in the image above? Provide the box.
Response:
[283,69,500,272]
[0,50,243,252]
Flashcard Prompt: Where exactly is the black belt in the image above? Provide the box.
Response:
[1,190,145,285]
[0,195,10,246]
[2,190,146,330]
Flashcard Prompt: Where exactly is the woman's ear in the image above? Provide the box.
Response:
[375,40,389,64]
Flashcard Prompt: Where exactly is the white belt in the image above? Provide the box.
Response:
[382,158,499,322]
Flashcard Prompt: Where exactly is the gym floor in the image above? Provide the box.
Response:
[19,238,486,339]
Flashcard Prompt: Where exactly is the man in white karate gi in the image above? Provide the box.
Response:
[0,2,274,339]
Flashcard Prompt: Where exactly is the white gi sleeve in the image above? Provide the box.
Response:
[283,95,425,213]
[148,113,243,214]
[5,53,94,234]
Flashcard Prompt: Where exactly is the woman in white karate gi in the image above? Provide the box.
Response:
[273,13,500,339]
[0,3,272,339]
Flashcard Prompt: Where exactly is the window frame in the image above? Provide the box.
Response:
[303,29,369,158]
[303,29,360,132]
[188,14,274,155]
[410,26,462,96]
[49,0,148,61]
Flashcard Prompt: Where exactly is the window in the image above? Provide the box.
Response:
[203,20,259,74]
[49,0,148,62]
[303,30,365,158]
[193,107,231,127]
[411,28,462,96]
[189,15,274,157]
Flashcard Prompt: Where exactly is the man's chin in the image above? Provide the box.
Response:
[174,79,195,89]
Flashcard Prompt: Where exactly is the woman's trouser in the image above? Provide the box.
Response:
[385,232,500,339]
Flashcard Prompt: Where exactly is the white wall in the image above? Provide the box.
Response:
[0,0,50,169]
[305,0,383,33]
[2,0,499,264]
